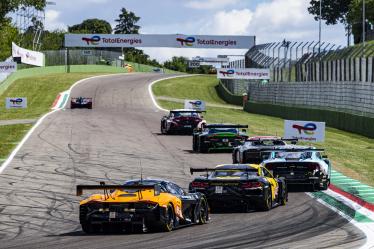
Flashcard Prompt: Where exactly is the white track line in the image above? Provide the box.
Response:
[148,74,199,112]
[0,73,129,175]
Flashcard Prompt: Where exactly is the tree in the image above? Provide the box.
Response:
[41,30,65,50]
[308,0,352,25]
[68,18,112,34]
[0,20,18,60]
[114,8,140,34]
[0,0,45,25]
[347,0,374,43]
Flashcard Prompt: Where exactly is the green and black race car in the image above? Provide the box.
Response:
[192,124,248,153]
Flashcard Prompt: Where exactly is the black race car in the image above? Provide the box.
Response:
[71,97,93,109]
[192,124,248,153]
[232,136,298,164]
[189,164,288,212]
[77,179,209,233]
[160,109,204,134]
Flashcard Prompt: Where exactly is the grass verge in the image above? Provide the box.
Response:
[154,76,374,187]
[0,124,32,160]
[0,73,109,120]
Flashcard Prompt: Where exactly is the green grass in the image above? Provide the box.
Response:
[153,75,226,104]
[0,124,32,160]
[154,76,374,186]
[0,73,111,120]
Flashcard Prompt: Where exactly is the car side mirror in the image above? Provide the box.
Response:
[242,129,247,133]
[154,185,161,196]
[322,155,328,159]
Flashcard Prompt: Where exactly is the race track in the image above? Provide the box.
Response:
[0,73,366,248]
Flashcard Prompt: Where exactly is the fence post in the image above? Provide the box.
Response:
[362,57,367,82]
[368,57,373,82]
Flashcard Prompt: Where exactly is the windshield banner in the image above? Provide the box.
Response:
[284,120,325,142]
[64,34,255,49]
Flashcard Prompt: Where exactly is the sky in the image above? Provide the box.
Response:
[43,0,348,63]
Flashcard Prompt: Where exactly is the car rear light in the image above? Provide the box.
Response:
[191,181,209,188]
[265,163,274,170]
[307,163,320,171]
[241,182,262,189]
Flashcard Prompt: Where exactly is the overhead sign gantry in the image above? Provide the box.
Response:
[64,34,255,49]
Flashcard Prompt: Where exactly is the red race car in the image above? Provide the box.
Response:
[161,109,204,135]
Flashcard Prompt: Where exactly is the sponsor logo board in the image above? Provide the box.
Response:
[284,120,325,142]
[184,100,206,111]
[217,68,270,80]
[6,97,27,109]
[0,62,17,73]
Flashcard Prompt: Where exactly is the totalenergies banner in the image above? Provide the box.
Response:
[284,120,325,142]
[217,68,270,80]
[64,34,255,49]
[12,43,44,67]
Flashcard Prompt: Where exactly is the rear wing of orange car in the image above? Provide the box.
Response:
[76,182,161,196]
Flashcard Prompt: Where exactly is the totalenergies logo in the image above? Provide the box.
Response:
[219,69,235,77]
[189,100,202,108]
[292,123,317,135]
[82,35,101,45]
[10,98,23,105]
[176,36,195,46]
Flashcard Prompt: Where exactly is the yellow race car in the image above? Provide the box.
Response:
[77,179,209,233]
[189,164,288,212]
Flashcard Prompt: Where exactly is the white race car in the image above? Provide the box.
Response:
[262,147,331,191]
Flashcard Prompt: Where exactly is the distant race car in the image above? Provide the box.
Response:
[262,147,331,191]
[232,136,298,164]
[77,179,209,234]
[160,109,204,134]
[192,124,248,153]
[71,97,93,109]
[189,164,288,212]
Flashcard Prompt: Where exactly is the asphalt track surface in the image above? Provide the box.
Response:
[0,73,366,249]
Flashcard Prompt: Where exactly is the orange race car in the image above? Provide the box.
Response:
[77,179,209,233]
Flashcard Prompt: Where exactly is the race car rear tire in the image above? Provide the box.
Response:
[161,204,175,232]
[198,140,208,153]
[259,189,272,211]
[81,222,100,234]
[192,136,197,151]
[321,179,329,190]
[232,150,240,163]
[197,198,209,225]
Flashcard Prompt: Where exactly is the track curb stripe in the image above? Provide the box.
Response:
[330,184,374,212]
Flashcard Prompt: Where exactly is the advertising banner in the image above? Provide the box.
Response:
[6,97,27,109]
[217,68,270,80]
[12,43,44,67]
[184,100,206,111]
[64,34,255,49]
[192,56,230,63]
[284,120,325,142]
[0,62,17,73]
